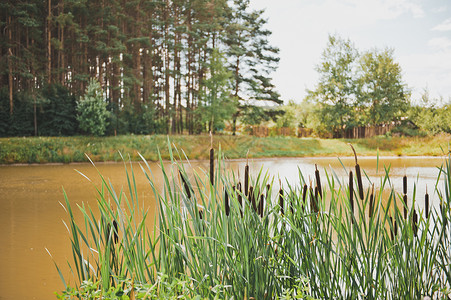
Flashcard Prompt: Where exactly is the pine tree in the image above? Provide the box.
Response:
[76,78,109,136]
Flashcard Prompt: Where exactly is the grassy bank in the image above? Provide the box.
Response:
[1,134,450,164]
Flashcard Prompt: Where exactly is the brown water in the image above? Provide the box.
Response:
[0,156,446,299]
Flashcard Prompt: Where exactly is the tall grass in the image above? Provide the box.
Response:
[55,142,451,299]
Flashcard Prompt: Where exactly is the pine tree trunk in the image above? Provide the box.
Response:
[7,16,13,115]
[47,0,52,84]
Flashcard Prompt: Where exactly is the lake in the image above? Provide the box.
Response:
[0,156,447,299]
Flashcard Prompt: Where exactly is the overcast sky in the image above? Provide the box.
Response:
[248,0,451,104]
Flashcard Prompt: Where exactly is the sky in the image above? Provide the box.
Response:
[248,0,451,104]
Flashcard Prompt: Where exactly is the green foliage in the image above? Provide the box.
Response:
[358,48,410,124]
[197,49,236,133]
[54,142,451,298]
[409,89,451,135]
[240,105,270,126]
[39,84,78,136]
[309,34,359,136]
[108,102,159,136]
[77,79,110,136]
[309,34,410,137]
[0,88,35,137]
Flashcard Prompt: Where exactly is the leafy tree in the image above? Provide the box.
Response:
[198,49,236,133]
[308,34,359,137]
[309,34,411,137]
[357,48,410,125]
[409,89,450,134]
[76,78,109,136]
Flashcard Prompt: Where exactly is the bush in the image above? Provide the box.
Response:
[77,78,109,136]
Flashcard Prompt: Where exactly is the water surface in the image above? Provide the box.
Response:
[0,156,446,299]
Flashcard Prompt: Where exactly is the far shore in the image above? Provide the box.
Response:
[0,134,450,165]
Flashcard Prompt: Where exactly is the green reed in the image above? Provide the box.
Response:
[54,142,451,299]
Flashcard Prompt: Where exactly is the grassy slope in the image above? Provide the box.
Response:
[0,134,449,164]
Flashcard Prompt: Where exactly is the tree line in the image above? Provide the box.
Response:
[0,0,280,136]
[307,35,410,138]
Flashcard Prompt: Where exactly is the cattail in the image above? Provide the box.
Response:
[237,182,243,217]
[244,165,249,197]
[259,194,264,218]
[250,186,257,212]
[403,175,407,195]
[389,216,394,240]
[412,209,418,236]
[112,220,119,244]
[302,184,308,211]
[369,183,374,219]
[224,187,230,216]
[264,184,270,217]
[425,187,429,219]
[309,183,315,213]
[210,148,214,186]
[314,186,319,213]
[315,164,322,199]
[180,170,191,199]
[279,188,284,216]
[199,209,203,220]
[350,144,364,200]
[403,194,408,219]
[349,170,354,219]
[245,151,249,196]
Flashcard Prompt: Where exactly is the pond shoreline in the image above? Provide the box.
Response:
[2,154,449,167]
[1,134,449,164]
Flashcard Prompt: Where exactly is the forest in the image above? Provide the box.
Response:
[1,0,450,138]
[1,0,280,136]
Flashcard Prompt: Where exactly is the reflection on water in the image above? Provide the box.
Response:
[0,156,446,299]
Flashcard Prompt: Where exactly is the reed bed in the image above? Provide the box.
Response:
[54,142,451,299]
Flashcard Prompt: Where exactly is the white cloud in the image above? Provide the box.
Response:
[432,6,447,13]
[300,0,424,30]
[428,37,451,51]
[432,18,451,31]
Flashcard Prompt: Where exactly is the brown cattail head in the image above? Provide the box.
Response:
[180,170,191,199]
[412,209,418,236]
[369,183,374,219]
[244,165,249,197]
[250,186,257,212]
[302,184,308,210]
[279,188,284,216]
[259,194,264,218]
[315,164,322,199]
[389,216,394,240]
[313,185,319,213]
[356,164,364,201]
[224,188,230,216]
[349,170,354,214]
[309,183,315,213]
[113,220,119,244]
[209,148,214,186]
[425,186,430,219]
[199,209,204,220]
[350,144,364,200]
[403,194,408,219]
[237,182,243,217]
[403,175,407,195]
